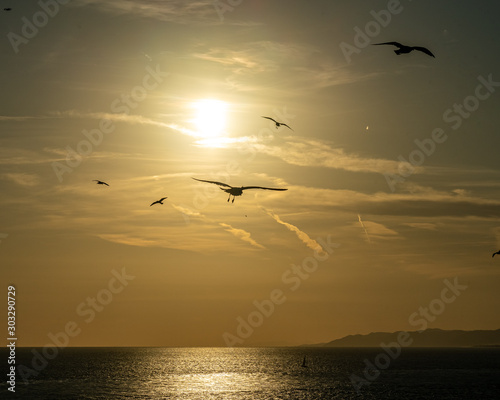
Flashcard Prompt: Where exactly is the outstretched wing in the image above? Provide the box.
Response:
[493,251,500,258]
[373,42,403,48]
[413,46,435,58]
[150,197,168,206]
[261,116,277,123]
[241,186,288,191]
[192,178,232,188]
[281,123,293,131]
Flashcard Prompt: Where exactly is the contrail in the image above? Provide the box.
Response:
[358,213,371,244]
[219,223,265,250]
[171,204,265,249]
[265,209,322,252]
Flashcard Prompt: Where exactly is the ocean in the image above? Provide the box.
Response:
[2,347,499,399]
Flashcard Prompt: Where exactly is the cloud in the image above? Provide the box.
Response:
[265,209,322,252]
[0,148,59,166]
[72,0,247,25]
[254,138,405,175]
[2,173,40,187]
[359,221,399,240]
[192,41,374,93]
[276,183,500,220]
[97,234,160,248]
[170,204,207,224]
[294,62,382,91]
[192,46,276,75]
[403,223,438,231]
[51,109,197,136]
[0,115,42,121]
[219,223,265,250]
[97,227,260,254]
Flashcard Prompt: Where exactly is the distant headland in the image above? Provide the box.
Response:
[304,328,500,348]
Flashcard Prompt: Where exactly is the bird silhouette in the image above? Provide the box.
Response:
[3,8,12,11]
[261,116,293,130]
[93,180,109,186]
[192,178,287,203]
[492,250,500,258]
[150,197,168,206]
[373,42,435,58]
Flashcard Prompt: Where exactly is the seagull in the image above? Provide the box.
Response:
[261,116,293,130]
[492,250,500,258]
[150,197,168,206]
[3,8,12,11]
[93,180,109,186]
[373,42,435,58]
[192,178,287,203]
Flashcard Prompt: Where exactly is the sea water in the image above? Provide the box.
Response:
[1,347,499,399]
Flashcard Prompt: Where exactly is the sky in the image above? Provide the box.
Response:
[1,0,500,347]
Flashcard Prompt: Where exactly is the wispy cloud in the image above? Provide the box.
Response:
[254,138,405,175]
[403,222,438,231]
[50,110,253,147]
[219,223,265,250]
[72,0,248,25]
[275,183,500,220]
[0,148,60,166]
[97,234,161,248]
[51,110,198,137]
[170,203,207,224]
[0,115,45,121]
[294,62,382,91]
[265,209,322,252]
[192,41,373,93]
[192,46,276,75]
[1,173,40,187]
[359,221,399,241]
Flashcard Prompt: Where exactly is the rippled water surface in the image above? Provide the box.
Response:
[2,347,499,399]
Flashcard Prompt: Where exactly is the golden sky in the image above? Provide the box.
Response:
[1,0,500,347]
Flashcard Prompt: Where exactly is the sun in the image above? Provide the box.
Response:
[191,99,228,138]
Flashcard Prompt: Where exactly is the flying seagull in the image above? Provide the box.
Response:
[192,178,287,203]
[373,42,435,58]
[150,197,168,206]
[492,250,500,258]
[93,180,109,186]
[261,116,293,130]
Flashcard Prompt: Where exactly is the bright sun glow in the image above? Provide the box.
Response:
[191,99,228,138]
